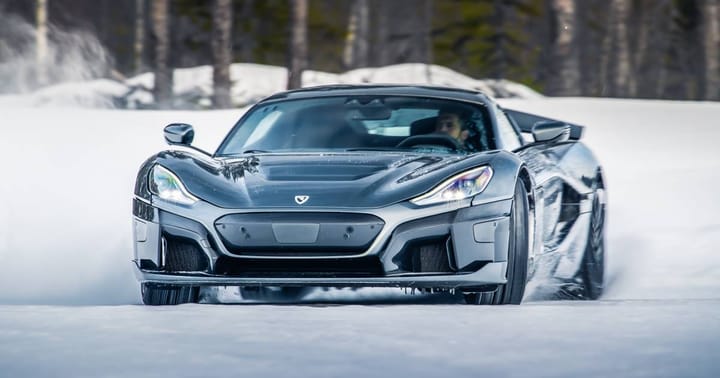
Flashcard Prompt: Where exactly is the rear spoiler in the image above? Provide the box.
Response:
[505,109,584,140]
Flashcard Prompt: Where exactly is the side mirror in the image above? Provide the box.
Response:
[164,123,194,146]
[532,121,570,143]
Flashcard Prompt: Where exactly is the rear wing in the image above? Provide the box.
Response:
[505,109,585,140]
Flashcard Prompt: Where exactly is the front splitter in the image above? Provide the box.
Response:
[134,261,507,289]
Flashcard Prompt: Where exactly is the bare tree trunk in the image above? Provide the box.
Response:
[36,0,48,86]
[370,0,432,67]
[548,0,580,96]
[703,0,720,100]
[151,0,172,108]
[374,0,391,66]
[609,0,634,97]
[287,0,308,90]
[134,0,144,75]
[238,0,256,62]
[491,0,507,79]
[343,0,370,70]
[628,0,671,98]
[648,0,674,98]
[633,0,649,89]
[212,0,233,108]
[419,0,433,64]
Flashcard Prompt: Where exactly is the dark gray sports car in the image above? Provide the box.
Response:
[132,85,606,305]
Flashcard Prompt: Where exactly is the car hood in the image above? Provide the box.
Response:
[154,151,500,209]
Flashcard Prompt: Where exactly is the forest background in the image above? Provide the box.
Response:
[2,0,719,108]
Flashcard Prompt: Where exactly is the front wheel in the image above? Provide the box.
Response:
[464,181,529,305]
[141,283,200,305]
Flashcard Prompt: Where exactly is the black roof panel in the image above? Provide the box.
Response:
[260,84,493,106]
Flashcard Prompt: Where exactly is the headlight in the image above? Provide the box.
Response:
[410,166,493,206]
[149,165,198,205]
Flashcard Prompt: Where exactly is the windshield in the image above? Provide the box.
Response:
[216,96,494,156]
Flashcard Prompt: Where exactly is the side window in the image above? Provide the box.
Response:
[495,106,523,151]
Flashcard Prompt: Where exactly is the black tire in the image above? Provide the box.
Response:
[579,188,605,299]
[464,181,529,305]
[141,283,200,305]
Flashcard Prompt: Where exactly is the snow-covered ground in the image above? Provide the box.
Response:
[1,97,719,377]
[0,63,542,109]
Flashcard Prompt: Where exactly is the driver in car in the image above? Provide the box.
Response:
[435,110,470,145]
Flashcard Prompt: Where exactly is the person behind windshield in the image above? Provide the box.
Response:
[435,110,469,145]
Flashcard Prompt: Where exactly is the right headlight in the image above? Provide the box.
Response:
[148,165,199,205]
[410,166,493,206]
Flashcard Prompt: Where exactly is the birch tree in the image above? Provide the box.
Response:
[151,0,172,108]
[703,0,720,100]
[343,0,370,70]
[607,0,634,97]
[287,0,308,90]
[134,0,144,75]
[36,0,48,86]
[212,0,233,108]
[548,0,580,96]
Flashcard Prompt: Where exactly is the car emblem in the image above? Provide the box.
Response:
[294,195,309,205]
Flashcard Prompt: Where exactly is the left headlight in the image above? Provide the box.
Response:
[410,166,493,206]
[149,165,199,205]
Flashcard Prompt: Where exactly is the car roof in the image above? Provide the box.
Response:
[260,84,494,106]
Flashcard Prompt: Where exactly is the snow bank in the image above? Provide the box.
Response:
[0,63,543,109]
[0,97,719,304]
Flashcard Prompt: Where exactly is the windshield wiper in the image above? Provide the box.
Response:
[242,149,272,154]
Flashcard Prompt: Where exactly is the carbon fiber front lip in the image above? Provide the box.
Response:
[134,261,507,288]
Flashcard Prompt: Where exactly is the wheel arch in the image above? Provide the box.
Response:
[517,166,535,207]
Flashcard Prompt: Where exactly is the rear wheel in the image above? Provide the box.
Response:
[464,181,529,305]
[141,283,200,305]
[579,188,605,299]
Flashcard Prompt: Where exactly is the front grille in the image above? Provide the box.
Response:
[214,212,384,257]
[163,235,210,272]
[214,256,384,277]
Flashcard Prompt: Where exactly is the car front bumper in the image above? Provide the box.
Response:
[133,194,514,290]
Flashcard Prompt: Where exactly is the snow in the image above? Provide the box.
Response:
[1,300,718,377]
[0,63,542,109]
[1,94,719,376]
